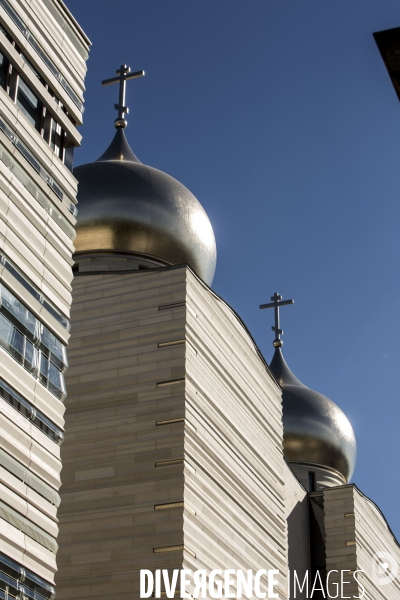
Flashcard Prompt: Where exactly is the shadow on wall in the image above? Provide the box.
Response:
[286,465,311,600]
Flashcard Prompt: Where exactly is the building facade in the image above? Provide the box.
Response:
[56,265,400,600]
[53,87,400,599]
[0,0,89,598]
[56,266,288,598]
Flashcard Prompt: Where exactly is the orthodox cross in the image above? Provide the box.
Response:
[102,64,145,128]
[260,292,294,347]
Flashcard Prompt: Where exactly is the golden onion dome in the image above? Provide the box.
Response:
[73,127,217,285]
[270,347,357,483]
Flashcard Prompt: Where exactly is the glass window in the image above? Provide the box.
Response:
[0,285,37,335]
[50,119,64,158]
[48,361,62,389]
[11,328,24,359]
[39,353,65,399]
[0,313,13,347]
[24,339,37,373]
[0,50,9,91]
[0,285,66,370]
[16,77,42,131]
[64,146,75,172]
[39,354,49,380]
[0,20,76,163]
[0,313,65,400]
[40,325,67,367]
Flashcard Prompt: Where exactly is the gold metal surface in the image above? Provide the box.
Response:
[73,129,217,286]
[270,347,357,482]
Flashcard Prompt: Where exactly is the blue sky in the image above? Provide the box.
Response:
[65,0,400,538]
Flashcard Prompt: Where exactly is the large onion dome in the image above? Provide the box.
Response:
[73,127,217,286]
[270,346,357,486]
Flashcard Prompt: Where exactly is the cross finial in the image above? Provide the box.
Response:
[260,292,294,348]
[102,64,145,129]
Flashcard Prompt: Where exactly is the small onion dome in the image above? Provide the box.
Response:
[73,128,217,286]
[270,347,356,482]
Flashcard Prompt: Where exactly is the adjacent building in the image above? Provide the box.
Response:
[0,0,89,597]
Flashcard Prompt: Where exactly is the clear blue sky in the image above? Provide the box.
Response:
[65,0,400,539]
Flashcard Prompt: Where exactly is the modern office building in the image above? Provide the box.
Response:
[54,71,400,599]
[0,0,89,598]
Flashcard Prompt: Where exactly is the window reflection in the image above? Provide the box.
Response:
[16,76,43,131]
[0,51,9,91]
[0,285,67,400]
[0,27,74,165]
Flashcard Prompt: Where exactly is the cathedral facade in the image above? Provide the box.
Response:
[55,98,399,598]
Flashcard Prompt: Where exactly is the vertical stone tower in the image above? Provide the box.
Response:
[54,79,289,597]
[56,266,288,599]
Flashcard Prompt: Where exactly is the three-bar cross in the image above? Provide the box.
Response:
[260,292,294,347]
[102,64,145,128]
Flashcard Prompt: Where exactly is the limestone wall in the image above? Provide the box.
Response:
[57,266,289,599]
[323,484,400,599]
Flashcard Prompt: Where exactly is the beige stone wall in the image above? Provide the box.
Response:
[323,484,400,599]
[323,485,359,598]
[183,269,287,598]
[57,266,288,599]
[57,268,188,599]
[353,486,400,599]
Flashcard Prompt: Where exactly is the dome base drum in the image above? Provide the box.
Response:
[289,462,346,493]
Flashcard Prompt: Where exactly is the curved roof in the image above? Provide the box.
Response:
[270,347,357,482]
[73,128,217,286]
